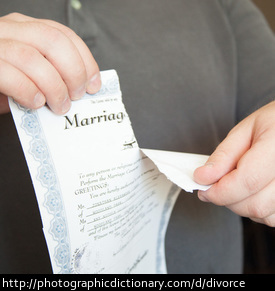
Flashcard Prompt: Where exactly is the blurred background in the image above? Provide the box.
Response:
[253,0,275,31]
[243,0,275,274]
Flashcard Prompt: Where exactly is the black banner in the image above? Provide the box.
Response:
[1,274,274,290]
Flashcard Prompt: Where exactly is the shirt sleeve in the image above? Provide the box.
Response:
[220,0,275,121]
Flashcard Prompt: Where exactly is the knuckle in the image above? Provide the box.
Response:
[57,24,76,39]
[214,192,228,206]
[248,202,269,219]
[43,19,76,39]
[32,22,66,45]
[51,81,68,103]
[199,181,229,206]
[4,12,22,19]
[16,81,33,101]
[16,78,29,94]
[212,148,230,161]
[0,39,16,55]
[242,174,261,194]
[15,81,36,107]
[1,39,37,66]
[15,44,37,65]
[47,28,65,44]
[73,64,87,82]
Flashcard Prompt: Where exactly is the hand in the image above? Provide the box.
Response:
[194,101,275,227]
[0,13,101,115]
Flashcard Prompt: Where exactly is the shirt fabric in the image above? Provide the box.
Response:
[0,0,275,273]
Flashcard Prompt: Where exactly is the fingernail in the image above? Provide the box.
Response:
[205,162,214,168]
[34,92,45,108]
[61,96,71,114]
[87,73,101,94]
[71,84,86,101]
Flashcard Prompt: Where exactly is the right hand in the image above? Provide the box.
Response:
[0,13,101,115]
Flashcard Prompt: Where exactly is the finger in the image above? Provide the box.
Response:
[4,13,101,94]
[0,59,45,109]
[198,130,275,206]
[0,93,10,114]
[0,39,72,114]
[0,20,88,104]
[41,19,101,94]
[193,118,253,186]
[226,178,275,219]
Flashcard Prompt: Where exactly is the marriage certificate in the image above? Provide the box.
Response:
[9,70,209,274]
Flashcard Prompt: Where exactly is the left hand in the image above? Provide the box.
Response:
[194,101,275,227]
[0,13,101,115]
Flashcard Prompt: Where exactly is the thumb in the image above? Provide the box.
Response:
[193,120,253,185]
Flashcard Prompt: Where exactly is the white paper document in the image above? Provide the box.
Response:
[9,70,210,274]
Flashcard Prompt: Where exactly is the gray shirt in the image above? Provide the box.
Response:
[1,0,275,273]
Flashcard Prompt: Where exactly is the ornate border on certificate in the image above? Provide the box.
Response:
[16,103,71,273]
[13,71,122,273]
